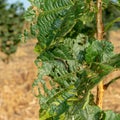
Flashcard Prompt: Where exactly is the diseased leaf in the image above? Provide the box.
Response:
[25,0,120,120]
[32,34,120,119]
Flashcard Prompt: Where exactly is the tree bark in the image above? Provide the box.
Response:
[96,0,104,109]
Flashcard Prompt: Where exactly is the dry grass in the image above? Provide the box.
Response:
[0,39,39,120]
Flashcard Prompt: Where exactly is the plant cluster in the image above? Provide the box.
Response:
[25,0,120,119]
[0,0,25,59]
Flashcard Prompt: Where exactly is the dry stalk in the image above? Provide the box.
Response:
[96,0,104,109]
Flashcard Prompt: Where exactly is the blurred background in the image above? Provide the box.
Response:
[0,0,39,120]
[7,0,30,9]
[0,0,120,120]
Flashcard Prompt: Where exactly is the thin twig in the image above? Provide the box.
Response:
[104,76,120,90]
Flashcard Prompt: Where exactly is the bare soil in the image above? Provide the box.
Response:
[0,30,120,120]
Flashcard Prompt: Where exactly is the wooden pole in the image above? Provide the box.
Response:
[96,0,104,109]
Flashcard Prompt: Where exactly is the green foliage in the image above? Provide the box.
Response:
[25,0,120,119]
[103,0,120,30]
[0,0,25,56]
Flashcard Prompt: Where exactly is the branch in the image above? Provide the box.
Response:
[97,0,104,40]
[96,0,104,109]
[104,76,120,90]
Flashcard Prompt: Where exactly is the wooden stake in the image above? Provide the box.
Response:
[96,0,104,109]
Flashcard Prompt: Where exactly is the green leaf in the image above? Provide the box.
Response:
[32,34,119,119]
[105,17,120,31]
[28,0,96,54]
[107,53,120,68]
[103,111,120,120]
[24,7,36,21]
[67,105,102,120]
[85,40,114,64]
[35,0,74,52]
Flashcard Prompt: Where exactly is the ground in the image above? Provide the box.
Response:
[0,30,120,120]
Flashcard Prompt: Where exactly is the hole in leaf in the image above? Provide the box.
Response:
[57,72,60,76]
